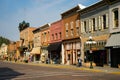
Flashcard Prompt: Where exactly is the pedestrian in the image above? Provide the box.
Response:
[14,57,17,62]
[78,57,82,67]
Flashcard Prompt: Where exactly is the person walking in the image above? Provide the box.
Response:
[78,57,82,67]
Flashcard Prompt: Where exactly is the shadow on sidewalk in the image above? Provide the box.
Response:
[0,67,24,80]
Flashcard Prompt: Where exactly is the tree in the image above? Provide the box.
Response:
[0,36,10,47]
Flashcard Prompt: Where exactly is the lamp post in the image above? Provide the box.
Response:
[86,36,96,69]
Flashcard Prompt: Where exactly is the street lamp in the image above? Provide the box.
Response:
[86,36,96,69]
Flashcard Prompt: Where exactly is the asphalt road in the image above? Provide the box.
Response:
[0,61,120,80]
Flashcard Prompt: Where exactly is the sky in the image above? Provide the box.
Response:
[0,0,100,41]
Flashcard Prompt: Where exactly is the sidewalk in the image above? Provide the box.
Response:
[6,61,120,75]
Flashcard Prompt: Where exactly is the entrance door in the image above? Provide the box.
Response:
[111,48,120,68]
[93,50,107,67]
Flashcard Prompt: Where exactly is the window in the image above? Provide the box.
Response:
[71,29,74,37]
[70,22,74,37]
[52,34,54,40]
[59,32,62,39]
[65,23,69,38]
[76,27,79,36]
[89,19,92,32]
[76,20,80,27]
[66,30,68,38]
[92,18,96,31]
[55,33,58,40]
[84,21,87,32]
[70,21,74,29]
[113,8,119,28]
[103,15,106,29]
[44,32,46,42]
[101,14,108,29]
[98,16,102,30]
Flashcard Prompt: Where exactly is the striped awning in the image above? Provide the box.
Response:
[105,33,120,47]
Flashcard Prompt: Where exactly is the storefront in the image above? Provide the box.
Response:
[48,42,61,64]
[30,47,41,62]
[84,40,107,67]
[63,39,81,65]
[106,33,120,68]
[41,46,48,63]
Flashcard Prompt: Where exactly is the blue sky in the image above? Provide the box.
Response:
[0,0,100,41]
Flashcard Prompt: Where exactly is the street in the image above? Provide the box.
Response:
[0,61,120,80]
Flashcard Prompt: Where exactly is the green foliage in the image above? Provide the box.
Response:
[0,36,10,47]
[18,21,30,32]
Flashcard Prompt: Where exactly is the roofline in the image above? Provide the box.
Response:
[61,4,81,16]
[79,1,107,14]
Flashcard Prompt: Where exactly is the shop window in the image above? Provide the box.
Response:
[68,54,70,60]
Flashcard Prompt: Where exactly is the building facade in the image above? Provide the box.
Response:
[40,24,50,63]
[31,27,41,62]
[18,21,36,62]
[80,1,110,67]
[61,5,81,65]
[48,20,62,64]
[105,0,120,68]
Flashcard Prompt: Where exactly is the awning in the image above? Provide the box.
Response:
[48,42,61,51]
[30,47,41,54]
[105,33,120,47]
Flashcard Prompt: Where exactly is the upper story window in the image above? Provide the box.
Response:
[84,21,87,32]
[52,34,54,40]
[59,32,62,39]
[92,18,96,31]
[70,21,74,29]
[89,19,92,32]
[48,31,50,41]
[65,23,69,38]
[76,20,80,27]
[98,16,102,30]
[101,14,108,29]
[44,32,46,42]
[55,33,58,40]
[70,21,74,37]
[112,8,119,28]
[71,28,74,37]
[76,27,79,36]
[41,33,43,43]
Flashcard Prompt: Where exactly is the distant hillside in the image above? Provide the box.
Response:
[0,36,10,47]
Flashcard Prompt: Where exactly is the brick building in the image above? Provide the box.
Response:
[61,5,81,65]
[48,20,62,64]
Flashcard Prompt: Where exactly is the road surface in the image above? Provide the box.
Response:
[0,61,119,80]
